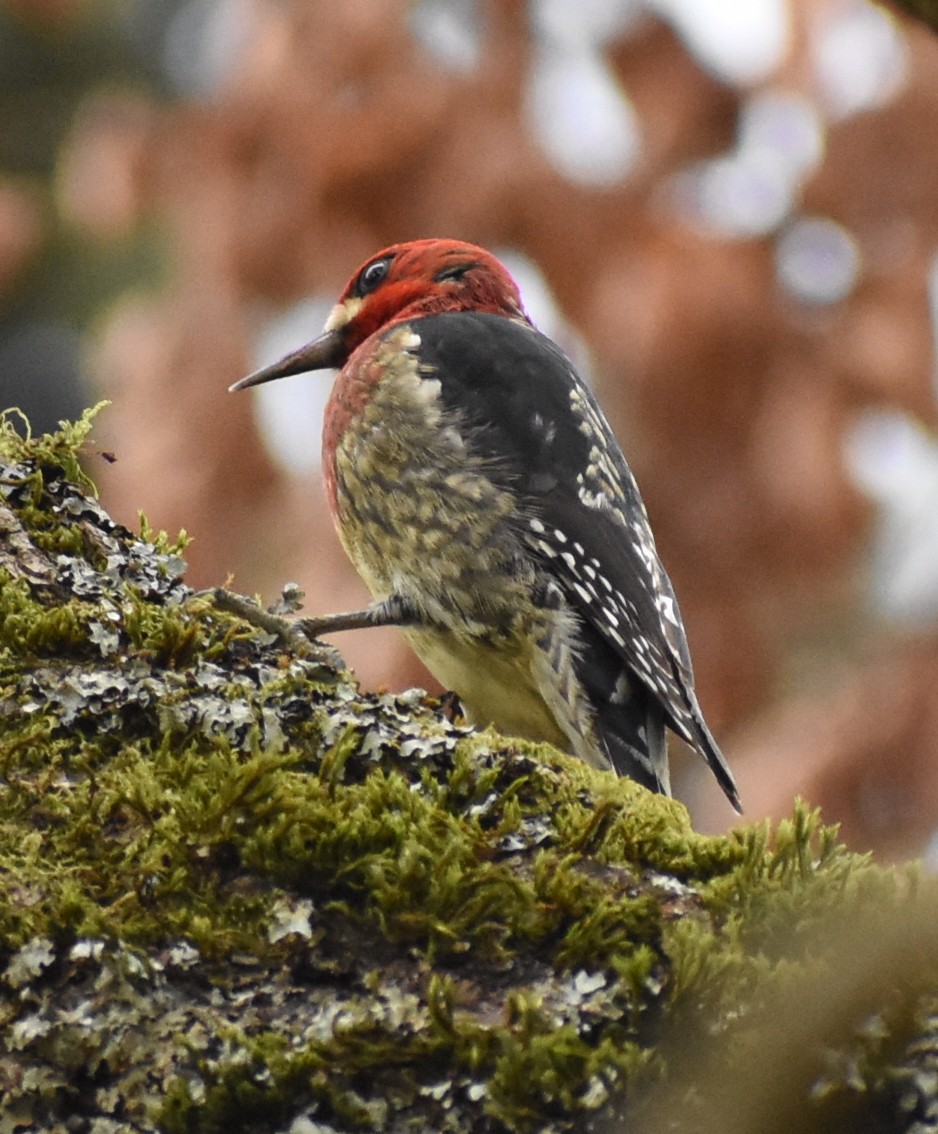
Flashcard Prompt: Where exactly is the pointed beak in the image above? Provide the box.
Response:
[229,327,346,393]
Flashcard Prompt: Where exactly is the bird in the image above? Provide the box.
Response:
[231,239,741,812]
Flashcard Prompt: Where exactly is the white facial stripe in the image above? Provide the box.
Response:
[324,297,363,332]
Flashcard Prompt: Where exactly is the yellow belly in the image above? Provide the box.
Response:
[404,628,570,752]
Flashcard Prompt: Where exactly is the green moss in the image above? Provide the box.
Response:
[0,403,103,490]
[1,412,936,1134]
[120,586,205,666]
[0,571,96,658]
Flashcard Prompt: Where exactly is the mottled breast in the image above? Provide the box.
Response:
[326,323,533,634]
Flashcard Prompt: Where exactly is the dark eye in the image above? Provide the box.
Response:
[356,257,392,296]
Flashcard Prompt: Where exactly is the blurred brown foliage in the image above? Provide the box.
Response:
[18,0,938,854]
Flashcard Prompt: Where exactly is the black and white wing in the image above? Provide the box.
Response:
[410,310,740,810]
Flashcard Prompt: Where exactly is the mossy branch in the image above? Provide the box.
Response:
[0,411,936,1134]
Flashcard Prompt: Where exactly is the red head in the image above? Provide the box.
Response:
[230,239,527,391]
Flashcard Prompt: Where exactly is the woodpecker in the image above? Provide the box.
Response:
[231,240,740,811]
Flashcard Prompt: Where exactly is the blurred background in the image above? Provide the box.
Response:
[3,0,938,856]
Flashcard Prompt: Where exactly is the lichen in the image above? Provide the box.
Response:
[1,412,936,1134]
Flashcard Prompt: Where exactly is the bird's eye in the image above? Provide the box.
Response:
[356,257,392,296]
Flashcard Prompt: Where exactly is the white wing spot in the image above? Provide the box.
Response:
[611,672,630,704]
[658,595,680,626]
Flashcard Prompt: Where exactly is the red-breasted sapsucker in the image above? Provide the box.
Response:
[232,239,740,811]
